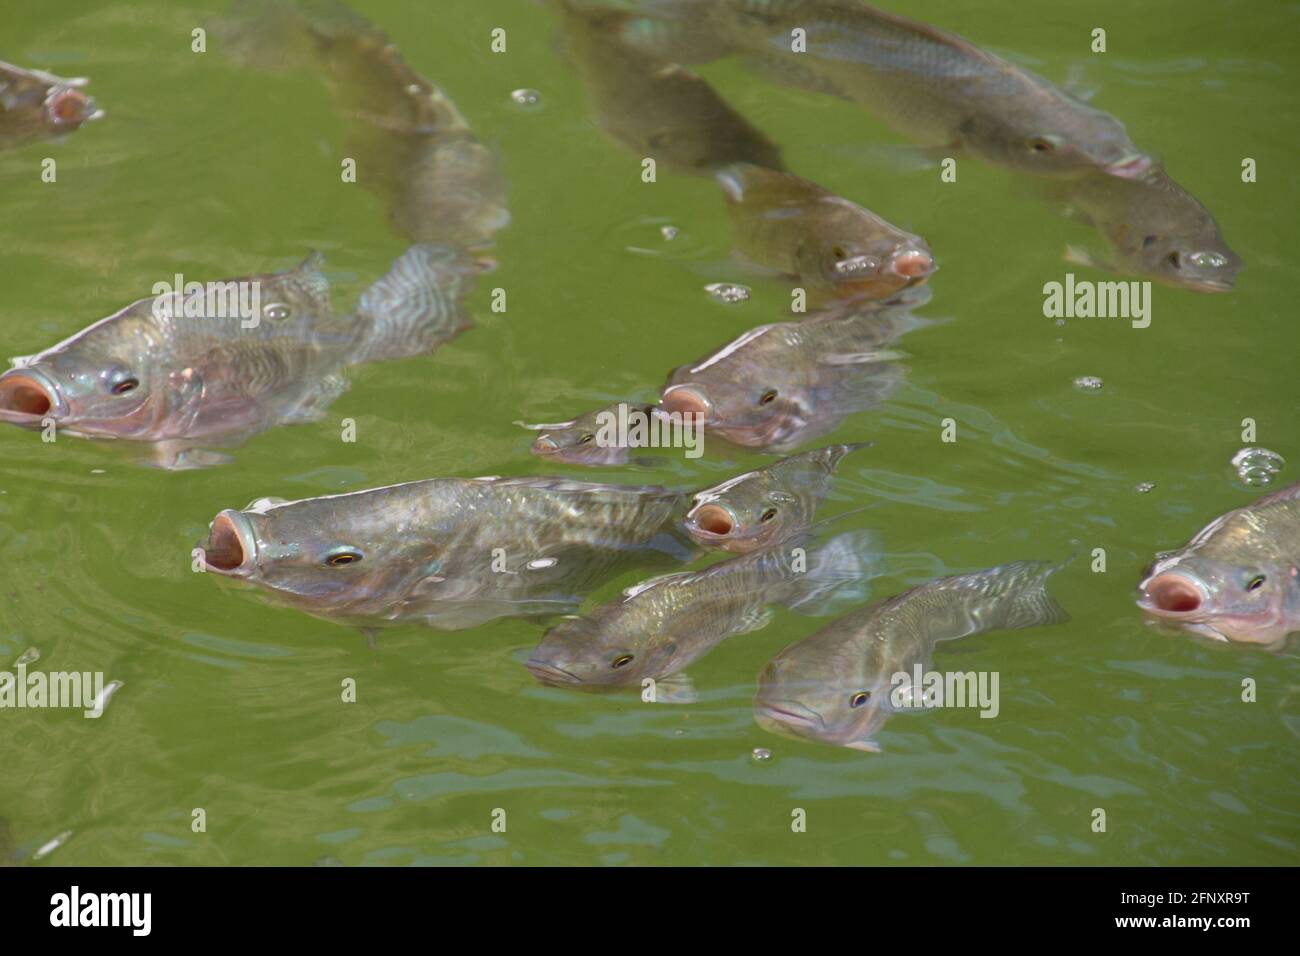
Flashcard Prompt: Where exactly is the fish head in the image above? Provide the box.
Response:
[1130,232,1241,293]
[0,302,187,439]
[199,492,440,619]
[1137,546,1299,647]
[795,205,935,301]
[753,642,888,752]
[964,107,1152,179]
[522,404,643,466]
[527,609,679,689]
[686,444,859,552]
[42,82,101,133]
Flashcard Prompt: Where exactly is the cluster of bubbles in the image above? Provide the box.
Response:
[1072,375,1104,391]
[704,282,752,304]
[1231,446,1285,487]
[509,88,542,109]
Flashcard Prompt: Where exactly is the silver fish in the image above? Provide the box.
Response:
[200,476,694,630]
[755,559,1068,751]
[527,528,874,699]
[0,244,474,468]
[1137,480,1300,648]
[0,60,103,150]
[685,442,868,552]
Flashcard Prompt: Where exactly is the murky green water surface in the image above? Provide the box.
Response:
[1,0,1296,865]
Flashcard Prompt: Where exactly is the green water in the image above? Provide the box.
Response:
[1,0,1296,866]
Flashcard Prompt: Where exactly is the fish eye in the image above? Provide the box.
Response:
[578,433,595,445]
[110,377,139,395]
[1167,251,1182,270]
[1142,234,1162,248]
[325,549,363,567]
[831,245,848,260]
[1246,574,1266,592]
[264,303,291,321]
[1027,136,1056,153]
[611,654,634,669]
[850,691,870,708]
[760,507,778,522]
[758,389,778,405]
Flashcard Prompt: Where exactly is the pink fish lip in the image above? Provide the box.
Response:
[685,502,740,541]
[525,658,582,685]
[1104,153,1155,179]
[0,368,68,422]
[1137,572,1208,617]
[658,385,712,424]
[202,510,258,577]
[889,248,936,281]
[530,435,561,456]
[43,87,97,128]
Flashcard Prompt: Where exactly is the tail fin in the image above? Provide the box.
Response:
[349,244,476,364]
[951,559,1071,632]
[781,529,878,614]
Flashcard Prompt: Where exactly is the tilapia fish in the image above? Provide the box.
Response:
[718,162,933,302]
[606,0,1152,179]
[755,560,1068,751]
[559,4,783,175]
[520,401,663,466]
[0,244,474,468]
[200,476,694,630]
[215,0,508,248]
[1056,166,1241,293]
[686,442,867,552]
[0,60,102,149]
[526,528,874,700]
[659,304,908,452]
[1137,480,1300,648]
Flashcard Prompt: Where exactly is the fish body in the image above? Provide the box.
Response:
[201,476,695,630]
[1137,481,1300,648]
[1058,167,1241,293]
[561,5,783,174]
[215,0,508,248]
[527,528,873,692]
[659,305,906,451]
[605,0,1151,179]
[755,560,1068,750]
[0,60,102,149]
[686,442,867,551]
[717,162,934,301]
[0,244,474,467]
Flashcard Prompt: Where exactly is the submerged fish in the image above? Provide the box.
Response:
[526,528,874,699]
[659,305,908,452]
[1056,167,1241,293]
[215,0,508,248]
[200,476,694,630]
[520,401,664,466]
[606,0,1152,179]
[1137,480,1300,649]
[685,442,868,552]
[560,4,783,175]
[0,60,102,150]
[718,163,934,301]
[755,560,1068,751]
[0,245,474,468]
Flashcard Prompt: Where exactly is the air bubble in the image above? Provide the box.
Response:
[751,747,772,761]
[1136,481,1156,494]
[1073,376,1103,391]
[1231,446,1284,487]
[509,88,541,109]
[704,282,751,304]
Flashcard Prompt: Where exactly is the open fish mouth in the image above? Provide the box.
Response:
[1137,572,1209,617]
[0,368,67,422]
[1104,153,1155,179]
[202,510,259,575]
[658,385,712,424]
[525,658,582,685]
[685,502,740,541]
